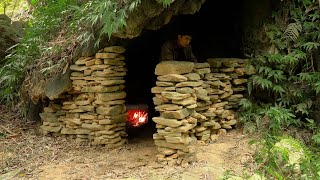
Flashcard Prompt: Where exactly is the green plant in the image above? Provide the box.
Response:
[0,0,144,103]
[0,0,73,103]
[250,135,320,180]
[240,0,320,179]
[0,0,175,104]
[243,0,320,134]
[239,99,299,135]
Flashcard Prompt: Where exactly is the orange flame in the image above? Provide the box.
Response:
[127,110,148,127]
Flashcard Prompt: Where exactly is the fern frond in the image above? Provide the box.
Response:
[292,49,307,60]
[161,0,174,7]
[314,81,320,94]
[282,55,299,65]
[298,72,313,82]
[268,70,286,83]
[283,22,302,42]
[294,100,312,115]
[253,75,273,90]
[272,85,286,94]
[239,98,253,109]
[302,42,320,52]
[259,66,272,73]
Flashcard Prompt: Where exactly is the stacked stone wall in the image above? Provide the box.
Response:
[192,63,214,144]
[151,59,255,165]
[40,46,127,147]
[207,58,255,109]
[151,61,200,166]
[40,52,254,165]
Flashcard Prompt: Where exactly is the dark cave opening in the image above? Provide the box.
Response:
[124,0,245,139]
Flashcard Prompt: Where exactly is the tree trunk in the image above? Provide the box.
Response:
[3,3,7,15]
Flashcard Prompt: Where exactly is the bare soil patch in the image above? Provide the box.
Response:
[0,105,255,179]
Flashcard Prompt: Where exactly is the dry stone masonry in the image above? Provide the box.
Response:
[205,58,255,136]
[207,58,255,109]
[151,59,255,165]
[40,48,254,166]
[192,63,214,144]
[152,61,200,166]
[40,46,128,147]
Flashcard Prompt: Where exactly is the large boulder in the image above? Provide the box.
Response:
[0,14,24,62]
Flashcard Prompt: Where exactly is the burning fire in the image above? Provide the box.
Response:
[127,109,148,127]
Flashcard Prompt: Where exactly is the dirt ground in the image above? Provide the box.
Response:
[0,105,255,180]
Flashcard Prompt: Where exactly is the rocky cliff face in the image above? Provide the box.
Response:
[0,14,24,62]
[114,0,205,38]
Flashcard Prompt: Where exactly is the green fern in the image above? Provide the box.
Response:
[239,98,253,109]
[312,132,320,146]
[314,81,320,94]
[293,100,313,115]
[252,75,273,90]
[160,0,173,7]
[302,42,320,52]
[272,85,286,94]
[267,70,286,83]
[283,22,302,42]
[257,66,273,74]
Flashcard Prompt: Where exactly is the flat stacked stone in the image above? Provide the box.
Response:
[207,58,255,109]
[203,72,234,138]
[40,102,66,134]
[71,46,127,146]
[192,63,213,143]
[40,46,127,147]
[58,93,95,142]
[204,58,256,138]
[152,61,199,166]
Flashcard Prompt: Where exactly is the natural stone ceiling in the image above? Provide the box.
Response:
[114,0,206,39]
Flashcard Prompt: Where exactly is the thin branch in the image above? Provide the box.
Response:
[0,124,15,135]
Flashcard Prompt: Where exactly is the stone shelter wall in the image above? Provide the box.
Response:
[151,59,255,166]
[39,47,255,165]
[40,46,127,147]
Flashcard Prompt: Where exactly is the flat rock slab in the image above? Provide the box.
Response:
[96,105,125,116]
[152,117,182,127]
[160,108,191,119]
[176,81,203,87]
[183,73,201,80]
[154,140,190,152]
[155,104,183,111]
[44,69,72,100]
[194,62,210,69]
[96,91,126,102]
[155,61,194,75]
[156,81,175,87]
[172,97,196,106]
[104,46,126,53]
[161,91,191,100]
[157,74,188,82]
[96,53,119,59]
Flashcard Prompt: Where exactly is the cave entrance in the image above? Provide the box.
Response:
[124,0,244,141]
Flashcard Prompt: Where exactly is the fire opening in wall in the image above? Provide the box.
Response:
[126,104,149,127]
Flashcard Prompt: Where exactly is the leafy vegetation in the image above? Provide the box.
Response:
[0,0,29,18]
[238,0,320,179]
[1,0,320,178]
[241,0,320,143]
[0,0,145,103]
